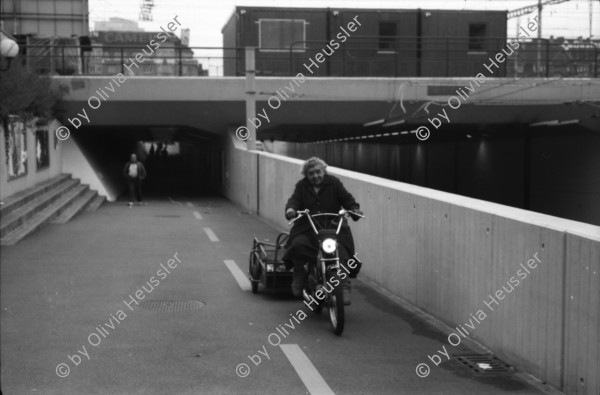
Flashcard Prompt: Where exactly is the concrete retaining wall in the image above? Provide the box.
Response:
[224,140,600,394]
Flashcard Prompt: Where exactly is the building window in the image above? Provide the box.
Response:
[379,22,397,50]
[109,49,122,59]
[259,19,306,51]
[379,22,398,51]
[469,23,487,51]
[142,64,154,75]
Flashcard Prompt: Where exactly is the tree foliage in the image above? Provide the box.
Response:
[0,60,63,121]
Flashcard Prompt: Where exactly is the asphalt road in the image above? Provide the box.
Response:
[1,197,559,395]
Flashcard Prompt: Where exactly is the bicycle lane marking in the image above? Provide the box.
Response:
[280,344,335,395]
[203,227,219,242]
[223,260,251,291]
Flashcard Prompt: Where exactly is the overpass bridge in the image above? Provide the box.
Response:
[54,75,600,142]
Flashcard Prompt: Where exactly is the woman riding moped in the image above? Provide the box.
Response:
[283,157,363,303]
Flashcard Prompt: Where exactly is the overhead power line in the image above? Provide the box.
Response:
[507,0,570,19]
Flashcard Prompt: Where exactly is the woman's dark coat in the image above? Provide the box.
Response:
[283,174,360,262]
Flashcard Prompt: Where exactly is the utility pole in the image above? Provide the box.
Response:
[590,0,593,38]
[515,17,520,77]
[537,0,542,77]
[508,0,571,77]
[245,47,257,151]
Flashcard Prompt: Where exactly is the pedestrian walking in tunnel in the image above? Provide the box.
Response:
[124,153,147,207]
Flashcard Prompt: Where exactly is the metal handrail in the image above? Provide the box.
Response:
[13,39,599,78]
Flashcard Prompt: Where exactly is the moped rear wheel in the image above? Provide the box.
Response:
[328,273,345,335]
[249,251,259,294]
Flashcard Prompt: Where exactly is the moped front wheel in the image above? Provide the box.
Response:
[328,273,345,335]
[310,266,323,314]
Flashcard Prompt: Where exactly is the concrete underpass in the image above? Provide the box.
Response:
[1,74,598,395]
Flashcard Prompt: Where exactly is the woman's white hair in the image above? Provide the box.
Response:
[301,157,328,177]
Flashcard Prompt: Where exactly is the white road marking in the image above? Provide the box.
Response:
[203,227,220,242]
[193,211,203,220]
[223,260,251,291]
[187,201,194,208]
[168,197,182,206]
[280,344,335,395]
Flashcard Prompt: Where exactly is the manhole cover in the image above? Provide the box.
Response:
[154,215,182,218]
[454,354,516,375]
[138,299,206,312]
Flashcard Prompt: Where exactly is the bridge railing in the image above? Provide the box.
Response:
[285,37,599,78]
[13,36,599,78]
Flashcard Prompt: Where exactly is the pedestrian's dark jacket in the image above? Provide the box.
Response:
[123,161,146,180]
[284,174,360,255]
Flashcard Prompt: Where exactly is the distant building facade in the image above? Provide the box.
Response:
[87,30,204,76]
[505,37,600,78]
[1,0,89,37]
[1,0,90,75]
[94,18,142,32]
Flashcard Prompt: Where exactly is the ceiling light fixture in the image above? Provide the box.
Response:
[382,119,406,127]
[529,119,580,127]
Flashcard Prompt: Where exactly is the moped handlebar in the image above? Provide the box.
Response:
[288,209,365,234]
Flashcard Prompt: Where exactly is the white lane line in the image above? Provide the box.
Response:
[203,227,220,242]
[280,344,335,395]
[168,197,182,206]
[193,211,203,220]
[187,201,194,208]
[223,260,251,291]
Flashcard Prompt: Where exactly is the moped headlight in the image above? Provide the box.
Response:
[322,238,337,254]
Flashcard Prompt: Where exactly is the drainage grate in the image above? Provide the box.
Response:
[154,215,182,218]
[138,299,205,312]
[454,354,516,374]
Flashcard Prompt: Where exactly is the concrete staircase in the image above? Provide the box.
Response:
[0,174,105,246]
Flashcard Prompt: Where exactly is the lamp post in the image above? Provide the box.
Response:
[0,28,20,72]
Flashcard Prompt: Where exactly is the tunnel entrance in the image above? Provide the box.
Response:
[141,141,221,199]
[71,126,223,201]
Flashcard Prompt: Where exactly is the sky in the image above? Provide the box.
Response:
[89,0,600,74]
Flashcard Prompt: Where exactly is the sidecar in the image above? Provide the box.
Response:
[248,232,293,293]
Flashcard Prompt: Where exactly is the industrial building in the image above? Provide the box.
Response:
[222,6,508,77]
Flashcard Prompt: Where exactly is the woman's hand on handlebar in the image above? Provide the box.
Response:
[348,209,364,221]
[285,208,297,220]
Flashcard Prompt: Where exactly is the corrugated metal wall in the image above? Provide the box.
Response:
[223,7,507,77]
